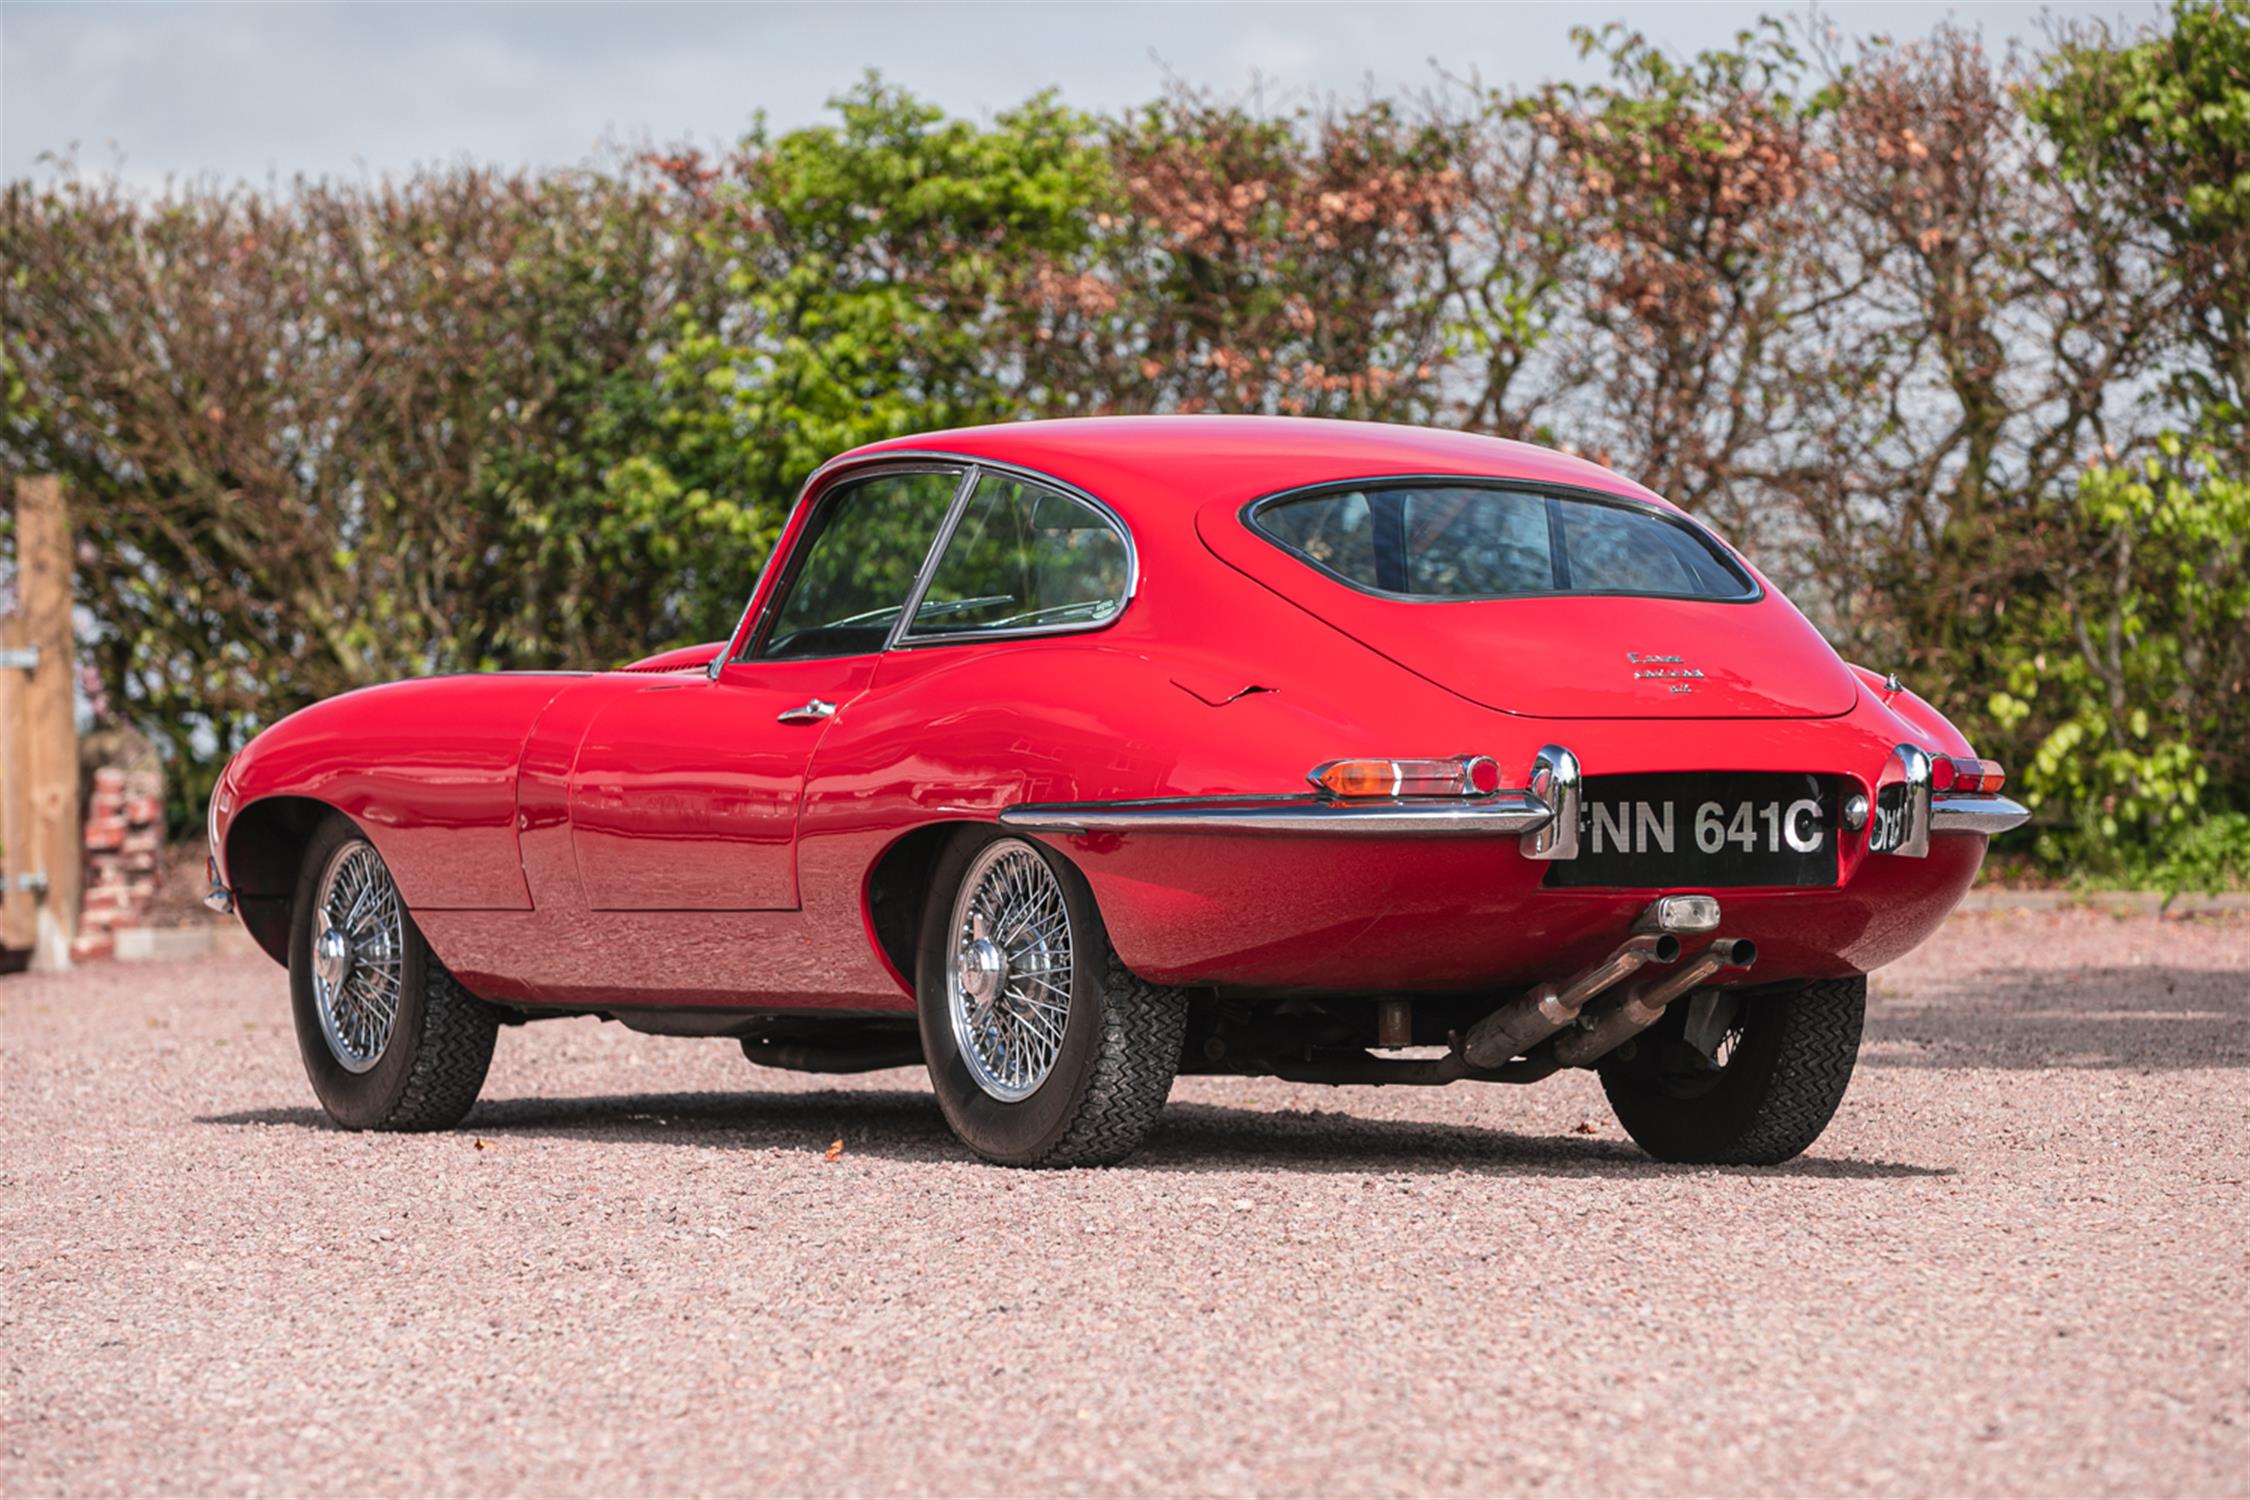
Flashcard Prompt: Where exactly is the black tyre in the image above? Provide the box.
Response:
[288,813,499,1131]
[915,829,1185,1167]
[1598,976,1865,1165]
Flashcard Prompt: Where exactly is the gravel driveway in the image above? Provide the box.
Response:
[3,909,2244,1497]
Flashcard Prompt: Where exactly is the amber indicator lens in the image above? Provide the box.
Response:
[1309,756,1500,799]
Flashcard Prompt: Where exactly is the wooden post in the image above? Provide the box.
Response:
[0,613,36,953]
[12,476,79,970]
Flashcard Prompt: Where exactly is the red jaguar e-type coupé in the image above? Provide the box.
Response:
[206,417,2026,1166]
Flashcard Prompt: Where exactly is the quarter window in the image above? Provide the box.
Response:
[755,470,960,660]
[1252,482,1753,602]
[905,473,1130,638]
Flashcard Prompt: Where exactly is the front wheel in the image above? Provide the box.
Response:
[915,831,1186,1167]
[288,814,499,1131]
[1598,976,1866,1165]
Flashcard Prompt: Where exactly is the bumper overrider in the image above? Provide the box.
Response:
[999,742,2029,854]
[203,855,234,915]
[204,780,235,914]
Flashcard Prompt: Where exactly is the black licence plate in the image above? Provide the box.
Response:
[1544,772,1841,889]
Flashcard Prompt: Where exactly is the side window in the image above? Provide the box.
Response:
[754,470,960,660]
[904,473,1130,638]
[1258,487,1378,583]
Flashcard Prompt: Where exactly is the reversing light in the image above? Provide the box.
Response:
[1650,894,1722,933]
[1309,755,1501,800]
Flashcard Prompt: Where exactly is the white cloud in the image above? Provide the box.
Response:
[3,0,2155,186]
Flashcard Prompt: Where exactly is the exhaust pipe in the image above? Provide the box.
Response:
[1551,936,1758,1068]
[740,1038,925,1074]
[1462,932,1681,1068]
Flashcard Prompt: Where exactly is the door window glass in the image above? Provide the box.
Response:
[755,470,960,660]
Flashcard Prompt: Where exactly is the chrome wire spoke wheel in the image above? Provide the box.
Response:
[946,839,1072,1103]
[309,838,405,1074]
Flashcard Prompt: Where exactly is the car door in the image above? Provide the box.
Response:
[565,465,965,910]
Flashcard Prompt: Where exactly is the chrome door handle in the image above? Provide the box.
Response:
[776,698,836,725]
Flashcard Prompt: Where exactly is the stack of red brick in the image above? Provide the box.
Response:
[75,766,165,962]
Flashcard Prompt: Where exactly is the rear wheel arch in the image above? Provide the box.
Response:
[863,820,987,995]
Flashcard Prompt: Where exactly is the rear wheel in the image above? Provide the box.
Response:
[915,830,1186,1166]
[288,814,499,1131]
[1598,976,1865,1165]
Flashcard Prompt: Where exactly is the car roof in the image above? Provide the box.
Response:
[830,416,1674,521]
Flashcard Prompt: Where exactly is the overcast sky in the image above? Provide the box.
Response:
[4,1,2150,189]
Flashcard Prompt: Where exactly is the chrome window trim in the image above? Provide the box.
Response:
[885,465,984,651]
[1239,474,1763,607]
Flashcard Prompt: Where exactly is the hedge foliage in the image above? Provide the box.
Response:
[3,5,2245,887]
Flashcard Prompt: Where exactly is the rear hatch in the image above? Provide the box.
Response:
[1197,484,1858,720]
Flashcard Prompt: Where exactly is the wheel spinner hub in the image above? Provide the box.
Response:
[956,934,1006,1005]
[314,926,354,991]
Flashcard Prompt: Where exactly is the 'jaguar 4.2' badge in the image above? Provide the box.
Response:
[1627,651,1705,694]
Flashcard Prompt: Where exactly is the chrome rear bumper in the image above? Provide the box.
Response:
[999,789,1553,837]
[1002,741,2030,849]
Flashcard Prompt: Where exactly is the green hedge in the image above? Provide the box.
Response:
[3,7,2245,887]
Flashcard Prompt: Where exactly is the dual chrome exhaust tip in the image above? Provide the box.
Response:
[1462,897,1757,1071]
[1549,934,1758,1068]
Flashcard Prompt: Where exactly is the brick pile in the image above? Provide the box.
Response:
[74,766,165,962]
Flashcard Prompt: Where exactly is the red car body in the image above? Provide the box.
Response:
[209,417,2023,1150]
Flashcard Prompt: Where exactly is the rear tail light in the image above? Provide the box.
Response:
[1933,756,2006,794]
[1310,755,1502,800]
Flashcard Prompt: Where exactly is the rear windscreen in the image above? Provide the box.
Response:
[1249,482,1756,602]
